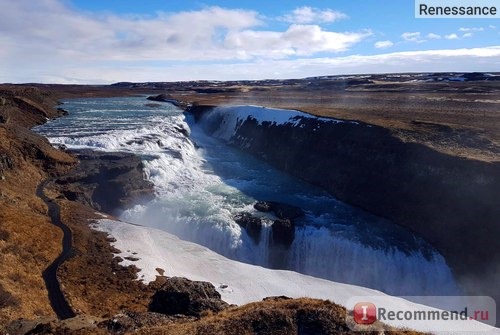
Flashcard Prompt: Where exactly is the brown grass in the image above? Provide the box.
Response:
[169,85,500,162]
[0,167,61,324]
[0,283,19,309]
[135,298,425,335]
[56,200,155,318]
[0,86,76,325]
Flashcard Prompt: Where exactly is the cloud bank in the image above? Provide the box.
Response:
[0,0,499,83]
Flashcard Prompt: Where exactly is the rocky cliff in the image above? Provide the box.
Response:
[189,105,500,299]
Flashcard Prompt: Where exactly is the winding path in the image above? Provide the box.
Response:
[36,180,76,320]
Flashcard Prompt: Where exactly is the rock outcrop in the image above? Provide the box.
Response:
[254,201,305,220]
[54,150,155,215]
[235,201,304,247]
[147,94,182,107]
[149,277,230,317]
[271,219,295,247]
[233,212,262,244]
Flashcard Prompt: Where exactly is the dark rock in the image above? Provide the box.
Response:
[269,202,305,220]
[185,104,217,122]
[149,277,229,317]
[197,106,500,301]
[174,126,189,137]
[54,149,154,215]
[254,201,272,212]
[147,94,180,106]
[5,317,55,335]
[0,113,7,123]
[56,108,69,116]
[234,212,262,244]
[0,154,14,172]
[254,201,304,220]
[145,103,162,108]
[271,219,295,247]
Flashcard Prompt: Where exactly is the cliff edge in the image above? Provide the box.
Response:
[190,104,500,304]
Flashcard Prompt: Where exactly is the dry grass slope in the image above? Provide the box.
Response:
[136,298,425,335]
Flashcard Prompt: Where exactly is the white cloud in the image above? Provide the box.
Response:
[0,0,367,65]
[10,47,499,84]
[225,25,371,58]
[445,33,459,40]
[374,40,394,49]
[426,33,441,40]
[401,32,422,42]
[489,25,496,30]
[1,0,499,83]
[459,27,484,32]
[463,33,473,38]
[281,6,347,24]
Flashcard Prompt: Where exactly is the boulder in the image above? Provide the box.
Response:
[0,154,14,172]
[254,201,305,220]
[254,201,272,212]
[271,219,295,247]
[234,212,262,244]
[271,202,305,220]
[54,150,155,215]
[146,94,180,106]
[149,277,229,317]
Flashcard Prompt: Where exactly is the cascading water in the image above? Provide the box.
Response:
[35,96,460,297]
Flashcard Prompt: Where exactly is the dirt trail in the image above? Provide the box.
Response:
[36,180,76,320]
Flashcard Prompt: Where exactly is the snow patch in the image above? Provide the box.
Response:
[92,219,499,334]
[205,105,345,141]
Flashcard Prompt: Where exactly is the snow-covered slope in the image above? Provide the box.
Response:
[203,105,349,141]
[93,219,499,334]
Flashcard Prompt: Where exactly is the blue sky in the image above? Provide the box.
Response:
[1,0,499,83]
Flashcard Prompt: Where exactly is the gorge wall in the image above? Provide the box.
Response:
[188,105,500,298]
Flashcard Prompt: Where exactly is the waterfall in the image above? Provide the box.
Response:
[35,96,461,298]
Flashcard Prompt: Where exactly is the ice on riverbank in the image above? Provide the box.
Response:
[93,219,499,334]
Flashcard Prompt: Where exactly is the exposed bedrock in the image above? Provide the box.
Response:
[147,94,183,107]
[234,212,263,244]
[234,203,300,246]
[254,201,305,221]
[189,105,500,298]
[235,201,302,267]
[54,149,155,215]
[149,277,230,317]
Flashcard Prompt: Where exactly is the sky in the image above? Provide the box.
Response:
[0,0,499,83]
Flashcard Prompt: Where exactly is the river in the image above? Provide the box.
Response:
[34,96,460,296]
